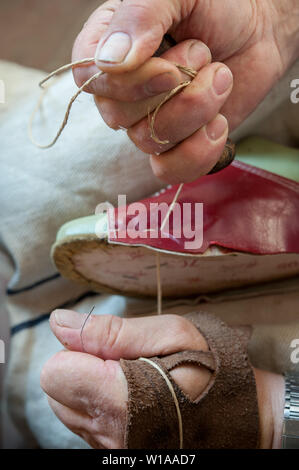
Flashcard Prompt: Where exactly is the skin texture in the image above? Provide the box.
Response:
[72,0,299,183]
[41,310,284,449]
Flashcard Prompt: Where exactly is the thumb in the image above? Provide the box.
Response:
[95,0,182,72]
[50,310,208,360]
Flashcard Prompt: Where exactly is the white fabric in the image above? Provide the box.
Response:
[0,59,299,448]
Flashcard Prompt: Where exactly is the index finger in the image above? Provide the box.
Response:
[72,0,120,92]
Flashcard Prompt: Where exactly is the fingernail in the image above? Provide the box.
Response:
[145,72,178,96]
[96,32,131,64]
[206,115,227,141]
[54,309,84,329]
[188,41,211,69]
[213,67,233,95]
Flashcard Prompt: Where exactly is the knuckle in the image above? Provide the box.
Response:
[72,68,88,90]
[198,91,214,115]
[124,2,153,22]
[98,76,134,102]
[102,114,120,130]
[73,68,98,94]
[127,127,154,154]
[102,315,124,353]
[184,85,219,125]
[187,88,213,118]
[96,101,123,130]
[166,315,194,347]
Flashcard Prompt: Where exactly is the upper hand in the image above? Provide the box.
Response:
[71,0,297,183]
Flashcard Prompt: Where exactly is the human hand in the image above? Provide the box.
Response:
[41,310,284,448]
[71,0,299,183]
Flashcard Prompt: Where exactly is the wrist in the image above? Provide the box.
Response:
[254,368,284,449]
[272,0,299,67]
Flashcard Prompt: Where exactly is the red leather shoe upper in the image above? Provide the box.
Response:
[108,161,299,255]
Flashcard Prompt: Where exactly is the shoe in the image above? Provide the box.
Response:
[51,137,299,298]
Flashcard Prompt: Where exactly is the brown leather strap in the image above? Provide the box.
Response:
[120,311,260,449]
[161,350,216,372]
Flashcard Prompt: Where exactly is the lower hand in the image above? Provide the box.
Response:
[41,310,284,448]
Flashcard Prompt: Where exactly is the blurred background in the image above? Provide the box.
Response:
[0,0,101,71]
[0,0,102,449]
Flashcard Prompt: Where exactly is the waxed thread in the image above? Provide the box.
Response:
[156,252,162,315]
[80,305,95,352]
[29,58,102,149]
[29,59,196,148]
[156,182,184,315]
[138,356,183,449]
[149,65,196,144]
